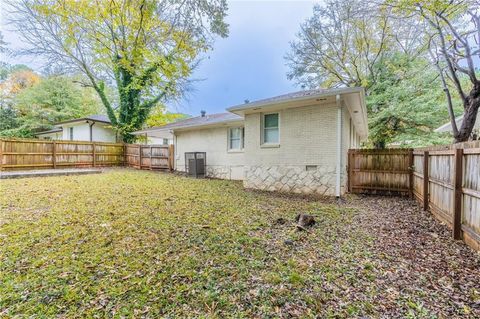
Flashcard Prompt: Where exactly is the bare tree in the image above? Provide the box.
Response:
[402,1,480,142]
[285,0,424,90]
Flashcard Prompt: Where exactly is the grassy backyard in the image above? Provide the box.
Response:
[1,169,479,318]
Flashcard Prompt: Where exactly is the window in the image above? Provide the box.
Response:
[263,113,279,144]
[69,127,74,141]
[229,127,244,150]
[163,138,169,145]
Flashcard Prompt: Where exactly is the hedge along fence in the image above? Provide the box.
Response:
[348,141,480,251]
[0,138,174,171]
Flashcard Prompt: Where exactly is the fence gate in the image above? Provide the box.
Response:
[347,149,413,196]
[125,144,174,171]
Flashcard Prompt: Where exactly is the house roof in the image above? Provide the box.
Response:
[435,113,480,133]
[435,115,463,133]
[132,113,243,135]
[34,128,63,135]
[132,87,368,138]
[55,114,111,125]
[34,115,112,136]
[227,87,368,138]
[227,87,364,113]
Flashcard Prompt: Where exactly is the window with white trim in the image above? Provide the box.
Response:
[69,127,74,141]
[263,113,279,144]
[228,127,244,150]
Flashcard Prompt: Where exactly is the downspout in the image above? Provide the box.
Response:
[88,121,95,142]
[171,130,176,171]
[335,94,342,198]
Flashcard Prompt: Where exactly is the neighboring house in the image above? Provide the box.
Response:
[133,88,368,196]
[131,127,174,145]
[435,113,480,138]
[35,115,118,142]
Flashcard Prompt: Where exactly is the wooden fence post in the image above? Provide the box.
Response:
[92,143,96,167]
[168,144,174,172]
[408,149,414,198]
[123,144,127,167]
[423,151,429,211]
[139,145,142,170]
[347,150,353,193]
[149,146,152,170]
[52,141,57,169]
[0,139,3,171]
[453,148,464,240]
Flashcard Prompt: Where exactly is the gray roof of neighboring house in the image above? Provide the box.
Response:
[227,87,364,112]
[34,128,63,135]
[132,112,243,134]
[435,113,480,133]
[55,114,111,125]
[35,115,111,136]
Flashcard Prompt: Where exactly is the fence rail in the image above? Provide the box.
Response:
[0,138,174,172]
[348,142,480,251]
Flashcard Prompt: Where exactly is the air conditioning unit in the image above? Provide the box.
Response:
[185,152,206,178]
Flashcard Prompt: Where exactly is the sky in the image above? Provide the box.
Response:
[177,0,317,115]
[0,0,318,116]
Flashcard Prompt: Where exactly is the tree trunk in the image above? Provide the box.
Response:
[454,84,480,143]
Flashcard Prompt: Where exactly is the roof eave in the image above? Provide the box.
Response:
[34,129,63,135]
[132,118,244,135]
[55,118,111,125]
[226,87,364,114]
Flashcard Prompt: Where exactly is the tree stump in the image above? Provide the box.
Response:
[295,214,315,230]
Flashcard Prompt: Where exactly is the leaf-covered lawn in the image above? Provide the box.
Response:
[1,169,479,318]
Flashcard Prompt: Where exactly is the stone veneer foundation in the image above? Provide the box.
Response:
[244,165,344,196]
[206,166,231,179]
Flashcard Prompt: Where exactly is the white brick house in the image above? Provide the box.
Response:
[35,115,118,142]
[133,88,368,196]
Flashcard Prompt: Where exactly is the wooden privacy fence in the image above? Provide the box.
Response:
[0,138,124,170]
[347,149,413,195]
[0,138,174,172]
[125,144,174,171]
[348,142,480,251]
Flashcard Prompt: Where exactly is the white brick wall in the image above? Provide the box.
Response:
[244,103,340,167]
[243,102,348,194]
[174,126,245,180]
[173,102,358,195]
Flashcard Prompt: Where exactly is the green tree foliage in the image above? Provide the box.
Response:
[8,0,229,142]
[0,75,103,137]
[286,0,470,148]
[367,54,461,148]
[146,106,188,127]
[0,107,19,131]
[386,0,480,143]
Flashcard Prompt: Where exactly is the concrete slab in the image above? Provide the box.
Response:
[0,168,103,179]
